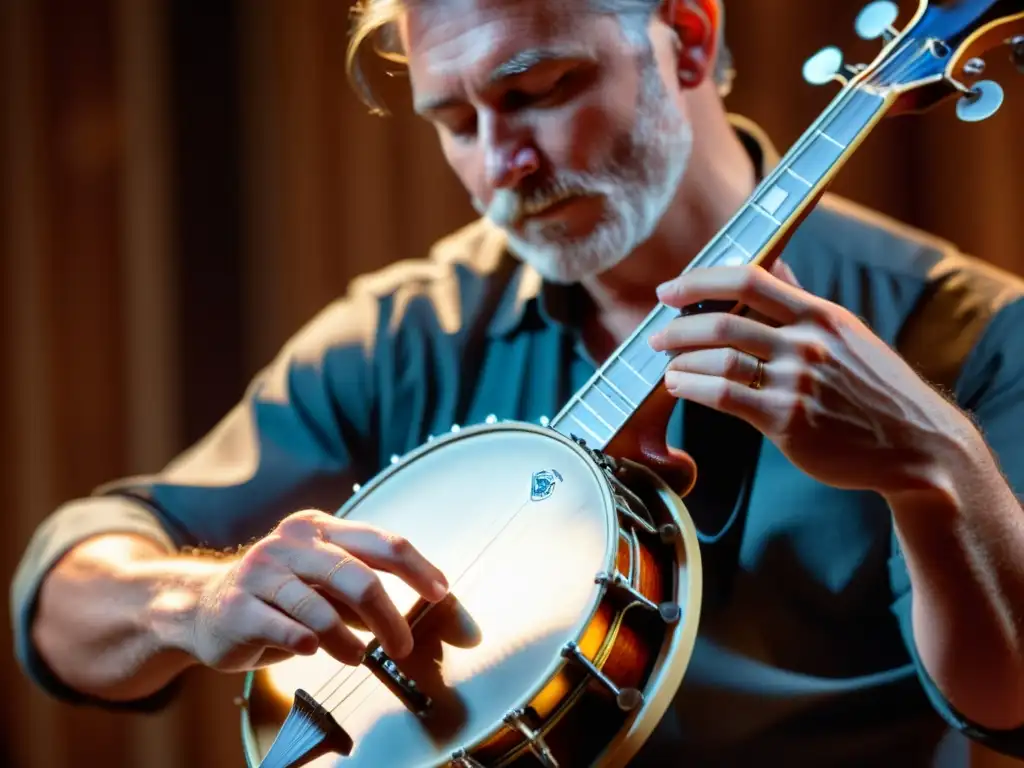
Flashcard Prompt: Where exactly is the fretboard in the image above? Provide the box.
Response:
[550,84,888,449]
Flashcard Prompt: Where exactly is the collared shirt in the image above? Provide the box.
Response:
[12,118,1024,765]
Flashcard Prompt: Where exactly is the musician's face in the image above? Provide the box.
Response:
[403,0,693,284]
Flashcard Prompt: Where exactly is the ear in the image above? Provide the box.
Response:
[662,0,720,88]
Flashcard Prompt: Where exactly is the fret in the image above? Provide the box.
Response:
[578,387,623,433]
[564,405,612,445]
[785,88,885,188]
[623,313,674,387]
[822,88,885,146]
[633,346,673,391]
[588,380,631,418]
[699,234,749,268]
[601,357,652,406]
[619,357,652,387]
[596,372,638,410]
[579,397,615,432]
[724,233,750,257]
[816,129,846,149]
[556,306,678,446]
[752,200,783,226]
[785,167,812,187]
[726,205,779,257]
[788,133,845,185]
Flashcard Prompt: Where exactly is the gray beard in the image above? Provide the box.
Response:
[477,56,693,285]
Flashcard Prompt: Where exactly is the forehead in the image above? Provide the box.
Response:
[401,0,595,84]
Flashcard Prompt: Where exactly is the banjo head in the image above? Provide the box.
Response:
[243,422,621,767]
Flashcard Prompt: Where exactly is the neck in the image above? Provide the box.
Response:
[580,87,757,347]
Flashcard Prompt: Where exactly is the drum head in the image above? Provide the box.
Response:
[253,423,618,767]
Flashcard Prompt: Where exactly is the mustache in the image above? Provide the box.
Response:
[475,178,593,227]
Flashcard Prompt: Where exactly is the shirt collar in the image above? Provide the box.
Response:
[485,114,781,338]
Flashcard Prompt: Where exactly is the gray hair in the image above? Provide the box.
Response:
[591,0,734,95]
[347,0,734,113]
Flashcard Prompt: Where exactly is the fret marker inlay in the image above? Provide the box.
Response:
[759,187,788,216]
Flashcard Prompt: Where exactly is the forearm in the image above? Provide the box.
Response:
[888,424,1024,730]
[32,533,229,703]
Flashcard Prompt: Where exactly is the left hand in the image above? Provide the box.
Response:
[648,261,974,495]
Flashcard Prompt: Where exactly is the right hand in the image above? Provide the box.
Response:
[190,509,449,672]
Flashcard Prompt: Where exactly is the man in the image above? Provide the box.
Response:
[11,0,1024,764]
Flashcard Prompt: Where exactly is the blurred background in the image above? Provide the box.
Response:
[1,0,1022,766]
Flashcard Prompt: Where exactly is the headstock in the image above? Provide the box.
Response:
[803,0,1024,122]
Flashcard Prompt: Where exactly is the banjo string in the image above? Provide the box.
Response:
[309,490,541,709]
[326,497,596,724]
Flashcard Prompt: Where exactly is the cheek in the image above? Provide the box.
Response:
[535,101,627,174]
[439,134,484,200]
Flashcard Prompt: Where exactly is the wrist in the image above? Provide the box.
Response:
[135,555,233,664]
[883,411,991,512]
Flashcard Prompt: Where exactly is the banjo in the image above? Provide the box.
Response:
[239,2,1024,766]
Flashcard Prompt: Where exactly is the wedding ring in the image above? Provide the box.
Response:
[749,357,765,390]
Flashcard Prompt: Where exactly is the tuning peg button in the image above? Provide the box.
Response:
[803,46,845,85]
[956,80,1005,122]
[855,1,899,40]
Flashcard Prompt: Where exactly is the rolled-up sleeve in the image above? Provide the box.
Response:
[10,287,383,705]
[890,298,1024,757]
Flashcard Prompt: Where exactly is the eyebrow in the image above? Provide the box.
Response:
[488,47,578,82]
[414,46,592,115]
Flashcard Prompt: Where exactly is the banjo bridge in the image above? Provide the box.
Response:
[363,645,433,716]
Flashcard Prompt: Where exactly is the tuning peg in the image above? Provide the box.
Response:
[962,58,986,76]
[956,80,1004,122]
[803,46,846,85]
[1010,35,1024,74]
[855,1,899,41]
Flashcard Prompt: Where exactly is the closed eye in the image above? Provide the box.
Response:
[500,68,588,112]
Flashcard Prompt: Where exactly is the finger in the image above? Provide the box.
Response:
[664,370,774,432]
[649,312,780,359]
[258,576,366,665]
[666,347,763,387]
[769,259,801,289]
[320,519,449,603]
[656,265,815,324]
[236,597,320,657]
[290,545,415,659]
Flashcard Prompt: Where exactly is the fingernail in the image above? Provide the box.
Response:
[432,579,449,600]
[664,372,680,395]
[656,282,673,300]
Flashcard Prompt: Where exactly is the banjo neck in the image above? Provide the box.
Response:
[548,82,892,450]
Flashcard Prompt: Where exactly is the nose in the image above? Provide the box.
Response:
[486,144,540,190]
[482,116,540,191]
